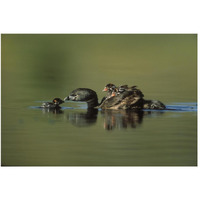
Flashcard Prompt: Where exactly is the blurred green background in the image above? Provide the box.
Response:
[2,34,197,103]
[1,34,197,166]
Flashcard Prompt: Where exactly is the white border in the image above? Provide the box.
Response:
[0,0,199,200]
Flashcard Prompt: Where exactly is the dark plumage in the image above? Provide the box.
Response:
[103,83,116,92]
[64,87,166,110]
[118,85,129,93]
[102,83,116,98]
[103,84,138,97]
[111,85,142,97]
[64,88,99,108]
[41,98,64,109]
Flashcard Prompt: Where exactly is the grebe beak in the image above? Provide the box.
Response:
[111,92,116,97]
[103,87,108,92]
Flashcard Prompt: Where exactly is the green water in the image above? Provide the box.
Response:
[1,34,197,166]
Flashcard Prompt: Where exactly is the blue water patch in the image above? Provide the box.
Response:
[166,102,197,112]
[29,106,41,109]
[62,107,74,110]
[172,102,197,105]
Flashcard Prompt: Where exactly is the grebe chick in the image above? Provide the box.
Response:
[41,98,64,109]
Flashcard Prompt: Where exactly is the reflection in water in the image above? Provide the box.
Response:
[38,107,166,130]
[101,110,164,130]
[66,109,98,127]
[101,110,144,130]
[36,103,200,131]
[65,109,163,130]
[64,109,145,129]
[37,103,196,130]
[41,107,64,114]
